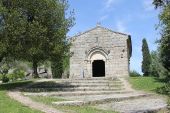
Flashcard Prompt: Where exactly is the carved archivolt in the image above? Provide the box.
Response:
[86,46,109,61]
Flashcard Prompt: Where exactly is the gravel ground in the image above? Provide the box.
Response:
[96,96,168,113]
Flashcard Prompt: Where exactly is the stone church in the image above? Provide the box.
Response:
[69,25,132,79]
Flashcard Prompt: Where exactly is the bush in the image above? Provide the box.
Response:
[0,74,2,80]
[130,70,141,77]
[2,75,9,83]
[7,69,25,81]
[156,83,170,95]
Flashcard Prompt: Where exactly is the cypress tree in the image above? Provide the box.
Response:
[142,38,151,76]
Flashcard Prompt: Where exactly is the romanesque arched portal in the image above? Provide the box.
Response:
[86,47,108,78]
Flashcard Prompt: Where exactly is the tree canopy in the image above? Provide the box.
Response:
[0,0,74,77]
[153,0,170,81]
[153,0,170,8]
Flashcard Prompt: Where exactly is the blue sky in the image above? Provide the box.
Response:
[68,0,160,74]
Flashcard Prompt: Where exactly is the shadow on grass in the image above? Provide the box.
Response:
[0,80,80,92]
[0,81,33,91]
[153,77,169,83]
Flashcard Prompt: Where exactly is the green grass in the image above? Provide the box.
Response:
[129,77,165,92]
[0,81,43,113]
[28,95,117,113]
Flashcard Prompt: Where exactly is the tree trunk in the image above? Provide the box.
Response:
[33,61,39,78]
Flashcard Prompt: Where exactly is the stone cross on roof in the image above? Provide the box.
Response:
[96,22,101,27]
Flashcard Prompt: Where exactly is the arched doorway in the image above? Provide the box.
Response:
[92,60,105,77]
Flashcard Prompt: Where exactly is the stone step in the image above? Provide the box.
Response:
[29,84,123,88]
[55,77,119,81]
[67,83,123,86]
[52,93,153,106]
[24,90,133,97]
[61,80,122,83]
[24,87,124,92]
[34,81,122,86]
[28,80,123,89]
[36,78,122,84]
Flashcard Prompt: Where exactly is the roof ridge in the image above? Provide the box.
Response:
[99,26,129,36]
[70,25,130,40]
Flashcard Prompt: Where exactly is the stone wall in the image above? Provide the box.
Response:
[70,26,131,79]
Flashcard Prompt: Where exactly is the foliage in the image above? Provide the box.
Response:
[51,53,70,78]
[153,0,170,83]
[0,58,12,76]
[130,70,141,77]
[129,77,165,92]
[62,55,70,78]
[159,4,170,72]
[156,83,170,95]
[142,38,151,76]
[149,51,168,78]
[7,69,25,81]
[0,58,28,82]
[2,76,9,83]
[0,0,74,78]
[153,0,170,8]
[0,74,2,80]
[0,58,14,83]
[51,56,63,78]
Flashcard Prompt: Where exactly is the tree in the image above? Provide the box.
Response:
[150,51,159,77]
[51,56,63,78]
[149,50,168,78]
[153,0,170,8]
[159,5,170,72]
[142,38,151,76]
[0,0,74,77]
[153,0,170,81]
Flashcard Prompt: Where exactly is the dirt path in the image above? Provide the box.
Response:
[7,91,63,113]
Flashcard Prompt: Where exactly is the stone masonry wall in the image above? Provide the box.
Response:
[70,26,130,79]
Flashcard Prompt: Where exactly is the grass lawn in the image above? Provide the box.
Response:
[0,81,43,113]
[129,77,165,92]
[28,95,117,113]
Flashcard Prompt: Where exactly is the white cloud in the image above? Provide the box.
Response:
[99,15,109,22]
[105,0,115,9]
[116,21,127,33]
[143,0,154,11]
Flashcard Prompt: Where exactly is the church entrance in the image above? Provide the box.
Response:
[92,60,105,77]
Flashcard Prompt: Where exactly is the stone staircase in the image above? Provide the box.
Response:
[23,78,126,93]
[23,78,151,105]
[23,78,168,112]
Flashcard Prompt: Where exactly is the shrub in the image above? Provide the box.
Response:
[14,69,25,79]
[130,70,141,77]
[0,74,2,80]
[156,83,170,95]
[7,69,25,81]
[2,75,9,83]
